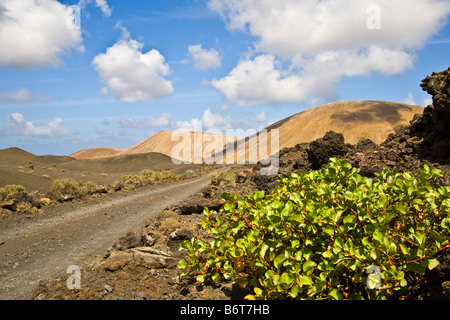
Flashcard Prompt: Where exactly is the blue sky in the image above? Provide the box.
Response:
[0,0,450,156]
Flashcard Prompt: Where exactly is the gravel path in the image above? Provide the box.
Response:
[0,175,212,300]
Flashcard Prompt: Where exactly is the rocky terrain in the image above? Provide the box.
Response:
[32,67,450,300]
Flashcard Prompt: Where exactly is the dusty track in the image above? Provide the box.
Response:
[0,174,212,300]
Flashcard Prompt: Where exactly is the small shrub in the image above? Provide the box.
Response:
[16,202,42,214]
[109,180,123,192]
[159,217,181,233]
[0,185,42,215]
[42,174,51,179]
[0,185,26,200]
[158,171,177,182]
[51,178,88,200]
[122,174,144,189]
[140,169,156,180]
[210,171,237,185]
[179,159,450,300]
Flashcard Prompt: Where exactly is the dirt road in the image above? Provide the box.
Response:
[0,174,212,300]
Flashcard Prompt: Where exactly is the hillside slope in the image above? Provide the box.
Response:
[70,148,124,160]
[229,100,424,162]
[70,101,423,164]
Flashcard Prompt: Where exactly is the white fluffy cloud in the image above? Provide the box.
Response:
[403,92,434,107]
[0,88,32,102]
[174,107,253,132]
[187,44,221,70]
[5,113,71,137]
[250,110,267,123]
[92,37,174,103]
[120,113,171,128]
[78,0,112,17]
[208,0,450,106]
[93,0,112,17]
[403,92,417,105]
[0,0,84,69]
[211,55,305,106]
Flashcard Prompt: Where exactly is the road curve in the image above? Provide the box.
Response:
[0,174,212,300]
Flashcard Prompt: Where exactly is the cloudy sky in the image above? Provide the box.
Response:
[1,0,450,155]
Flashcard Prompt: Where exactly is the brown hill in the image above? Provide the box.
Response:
[124,131,235,164]
[268,101,423,145]
[0,147,188,193]
[69,101,423,164]
[70,131,235,163]
[228,100,424,163]
[70,148,124,160]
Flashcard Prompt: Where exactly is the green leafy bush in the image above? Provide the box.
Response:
[178,158,450,300]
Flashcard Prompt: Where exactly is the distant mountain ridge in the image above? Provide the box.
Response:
[70,101,424,161]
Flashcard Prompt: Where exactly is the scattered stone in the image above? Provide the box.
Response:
[169,228,193,241]
[103,251,133,271]
[110,231,144,251]
[130,247,177,269]
[39,198,52,206]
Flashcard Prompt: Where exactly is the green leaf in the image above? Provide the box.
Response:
[212,272,221,282]
[253,287,263,296]
[177,260,187,269]
[327,288,342,300]
[274,254,287,269]
[414,232,426,249]
[235,278,249,288]
[428,258,440,270]
[289,214,304,224]
[377,194,388,207]
[344,191,354,201]
[365,223,376,234]
[280,272,295,286]
[373,231,384,244]
[290,285,300,298]
[196,274,206,282]
[430,230,446,244]
[302,260,317,275]
[294,250,303,261]
[441,218,450,231]
[260,243,269,259]
[399,243,409,255]
[395,203,408,214]
[236,238,246,249]
[301,275,313,286]
[323,227,334,237]
[322,250,333,259]
[442,198,450,208]
[407,262,427,274]
[343,215,356,225]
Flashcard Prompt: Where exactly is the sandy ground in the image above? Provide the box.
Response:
[0,174,212,300]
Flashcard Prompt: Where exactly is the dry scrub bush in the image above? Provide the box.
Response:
[0,185,26,200]
[210,171,237,186]
[51,178,90,200]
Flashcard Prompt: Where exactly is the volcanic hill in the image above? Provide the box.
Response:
[71,101,423,163]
